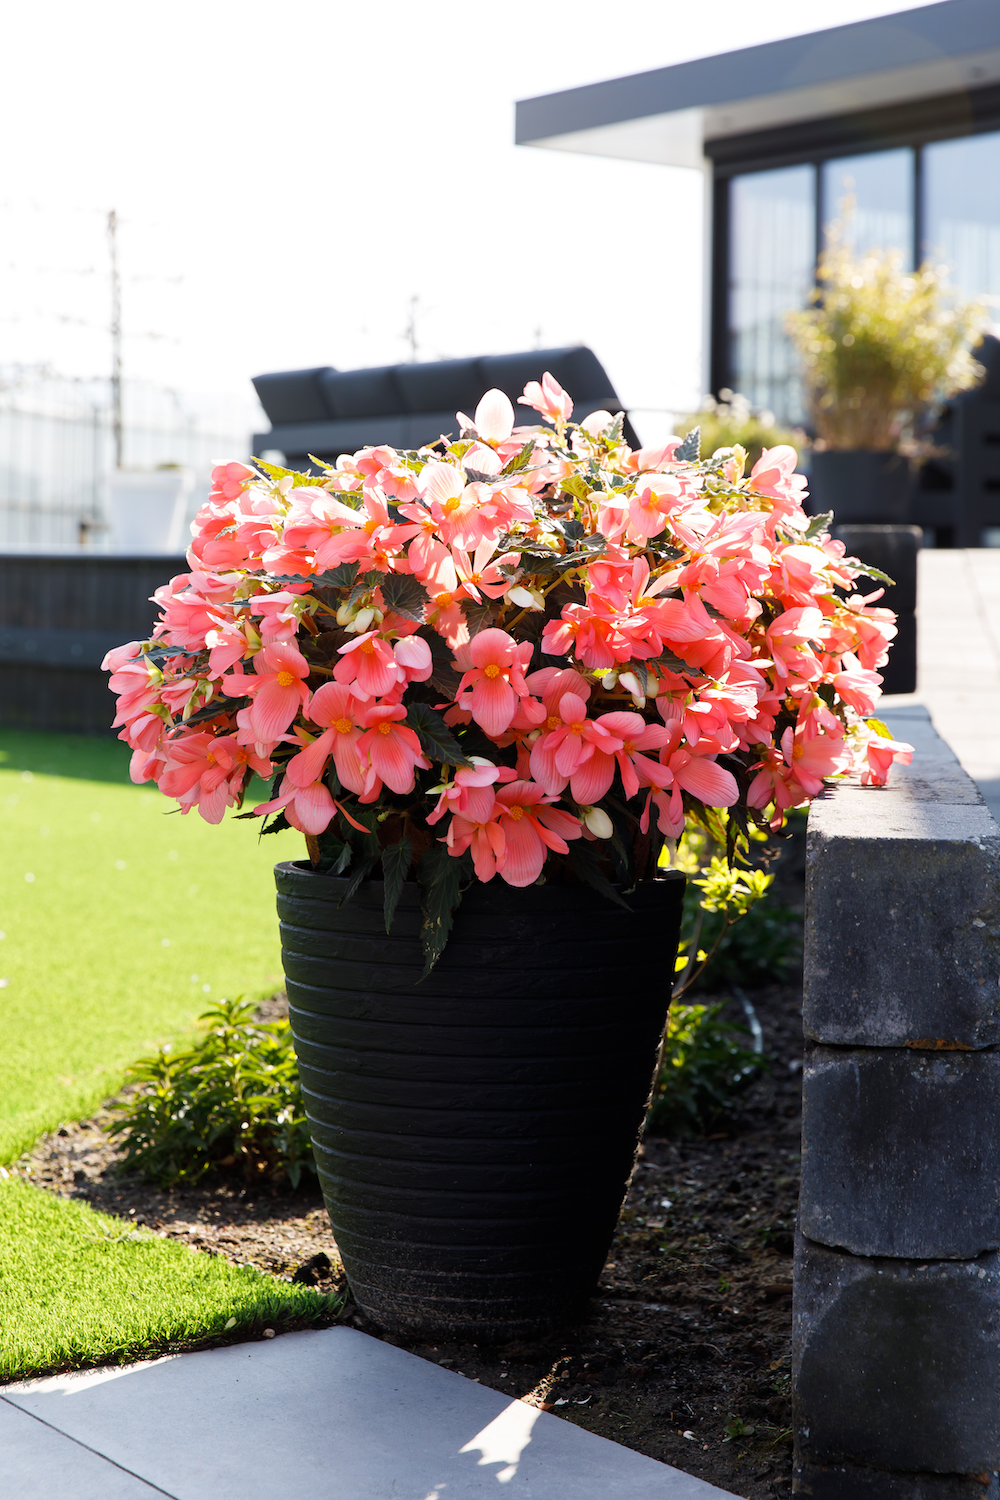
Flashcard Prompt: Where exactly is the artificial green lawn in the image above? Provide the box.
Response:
[0,729,300,1163]
[0,1176,335,1381]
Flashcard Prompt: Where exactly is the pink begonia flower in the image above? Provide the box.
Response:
[491,781,581,887]
[285,682,367,795]
[641,724,740,838]
[446,790,507,882]
[357,703,430,797]
[471,389,515,445]
[204,619,254,678]
[747,725,851,826]
[520,372,573,426]
[254,779,335,836]
[541,605,624,671]
[626,474,684,544]
[249,589,308,644]
[108,659,163,727]
[209,461,256,503]
[333,631,399,701]
[102,641,143,673]
[766,606,826,682]
[572,711,674,804]
[416,463,486,550]
[528,691,624,797]
[221,641,311,742]
[452,540,518,603]
[427,759,516,827]
[748,447,809,530]
[455,628,533,738]
[392,634,433,685]
[159,733,270,824]
[859,730,914,786]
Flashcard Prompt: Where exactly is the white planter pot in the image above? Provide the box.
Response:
[107,469,193,554]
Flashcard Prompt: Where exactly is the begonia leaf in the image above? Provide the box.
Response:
[405,702,472,767]
[675,427,700,463]
[418,845,473,976]
[379,573,427,623]
[381,835,413,935]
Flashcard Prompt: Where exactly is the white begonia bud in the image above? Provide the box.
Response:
[601,670,619,690]
[645,674,660,698]
[507,586,537,609]
[350,606,375,634]
[618,671,646,708]
[336,603,355,627]
[582,806,614,839]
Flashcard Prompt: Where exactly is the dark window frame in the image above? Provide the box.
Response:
[708,83,1000,399]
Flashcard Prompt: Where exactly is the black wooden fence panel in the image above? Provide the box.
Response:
[0,554,186,734]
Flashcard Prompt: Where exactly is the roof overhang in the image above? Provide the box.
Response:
[515,1,1000,169]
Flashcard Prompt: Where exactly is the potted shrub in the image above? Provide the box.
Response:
[104,376,912,1338]
[787,239,986,522]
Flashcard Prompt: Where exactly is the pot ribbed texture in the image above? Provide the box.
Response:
[275,860,685,1339]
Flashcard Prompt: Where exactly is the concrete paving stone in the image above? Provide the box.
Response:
[800,1046,1000,1258]
[2,1327,736,1500]
[793,1237,1000,1474]
[0,1395,165,1499]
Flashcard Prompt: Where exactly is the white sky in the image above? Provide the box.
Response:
[0,0,942,441]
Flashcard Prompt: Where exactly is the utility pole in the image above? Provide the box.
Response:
[404,295,419,362]
[107,209,122,469]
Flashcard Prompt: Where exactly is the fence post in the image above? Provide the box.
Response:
[794,704,1000,1498]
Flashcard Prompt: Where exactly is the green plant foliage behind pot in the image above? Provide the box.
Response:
[677,390,809,476]
[647,1002,766,1137]
[108,998,315,1190]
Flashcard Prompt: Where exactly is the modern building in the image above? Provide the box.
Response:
[516,1,1000,542]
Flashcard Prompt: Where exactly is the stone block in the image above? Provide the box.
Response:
[804,728,1000,1047]
[793,1461,999,1499]
[793,1235,1000,1474]
[800,1047,1000,1259]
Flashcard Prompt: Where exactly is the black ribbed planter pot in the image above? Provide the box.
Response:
[274,860,685,1340]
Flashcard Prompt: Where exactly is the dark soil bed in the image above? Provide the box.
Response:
[17,977,802,1500]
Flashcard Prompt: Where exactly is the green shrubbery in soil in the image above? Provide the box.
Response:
[646,1001,766,1137]
[108,998,315,1189]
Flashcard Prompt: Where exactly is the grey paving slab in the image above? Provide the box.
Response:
[2,1328,735,1500]
[0,1395,165,1499]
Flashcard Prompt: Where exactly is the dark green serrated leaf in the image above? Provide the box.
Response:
[603,411,625,445]
[338,852,379,908]
[565,841,633,911]
[803,510,834,541]
[381,835,413,934]
[258,811,292,837]
[560,535,608,568]
[348,569,384,608]
[675,427,700,463]
[498,439,536,478]
[405,702,471,766]
[463,602,496,638]
[557,517,586,541]
[560,475,591,501]
[854,562,896,587]
[313,562,359,589]
[379,572,427,622]
[252,459,329,487]
[417,845,472,976]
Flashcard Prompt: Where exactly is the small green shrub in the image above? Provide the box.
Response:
[647,1002,766,1137]
[107,998,315,1189]
[677,390,808,475]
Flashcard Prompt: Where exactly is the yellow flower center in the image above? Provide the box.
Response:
[362,640,376,654]
[334,718,353,734]
[623,741,636,754]
[571,720,587,735]
[364,517,379,534]
[793,741,804,759]
[206,751,216,765]
[444,496,462,513]
[434,592,453,608]
[378,721,393,736]
[546,714,561,730]
[276,670,296,687]
[483,663,502,679]
[508,805,525,820]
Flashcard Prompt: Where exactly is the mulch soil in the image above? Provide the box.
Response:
[15,974,803,1500]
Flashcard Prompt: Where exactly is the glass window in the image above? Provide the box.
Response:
[821,148,914,265]
[729,165,816,425]
[924,130,1000,302]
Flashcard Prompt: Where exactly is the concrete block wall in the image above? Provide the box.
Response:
[795,704,1000,1498]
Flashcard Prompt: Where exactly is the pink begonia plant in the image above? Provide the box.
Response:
[104,377,913,966]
